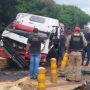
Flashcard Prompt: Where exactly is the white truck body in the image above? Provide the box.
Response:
[2,30,49,54]
[14,13,60,33]
[0,13,64,68]
[2,13,62,54]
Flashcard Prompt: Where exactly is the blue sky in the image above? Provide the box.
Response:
[54,0,90,15]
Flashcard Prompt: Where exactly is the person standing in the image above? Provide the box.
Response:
[82,27,90,66]
[65,26,87,82]
[26,28,45,79]
[59,31,66,60]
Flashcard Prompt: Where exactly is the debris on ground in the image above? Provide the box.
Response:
[0,60,90,90]
[0,57,8,69]
[0,76,82,90]
[81,70,90,75]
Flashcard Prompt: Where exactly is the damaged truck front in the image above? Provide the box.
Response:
[0,13,63,68]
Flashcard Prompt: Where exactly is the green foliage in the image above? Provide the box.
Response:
[0,0,90,35]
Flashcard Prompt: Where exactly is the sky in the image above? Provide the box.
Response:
[54,0,90,16]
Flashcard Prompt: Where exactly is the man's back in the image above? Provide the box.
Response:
[65,33,87,50]
[69,34,83,50]
[27,35,44,54]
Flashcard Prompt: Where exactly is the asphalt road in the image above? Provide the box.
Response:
[0,68,29,81]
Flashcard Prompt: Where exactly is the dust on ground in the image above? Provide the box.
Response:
[0,60,90,90]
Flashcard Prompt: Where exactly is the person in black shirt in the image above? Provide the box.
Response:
[82,27,90,66]
[59,31,66,60]
[26,28,45,79]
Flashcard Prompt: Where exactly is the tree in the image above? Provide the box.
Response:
[0,0,90,35]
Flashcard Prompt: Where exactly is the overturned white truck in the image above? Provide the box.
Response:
[0,13,64,68]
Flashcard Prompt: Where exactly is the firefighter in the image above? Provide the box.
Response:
[65,26,87,82]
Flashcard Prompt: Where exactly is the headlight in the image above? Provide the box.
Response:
[0,40,3,46]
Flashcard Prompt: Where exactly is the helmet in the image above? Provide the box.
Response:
[74,26,80,32]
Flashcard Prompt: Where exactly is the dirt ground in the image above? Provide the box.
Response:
[0,59,90,90]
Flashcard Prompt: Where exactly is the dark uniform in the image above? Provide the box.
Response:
[82,32,90,65]
[27,34,44,78]
[59,34,66,59]
[66,33,87,81]
[27,35,44,53]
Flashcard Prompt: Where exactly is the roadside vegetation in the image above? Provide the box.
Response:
[0,0,90,36]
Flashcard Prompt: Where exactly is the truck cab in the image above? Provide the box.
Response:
[0,13,64,68]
